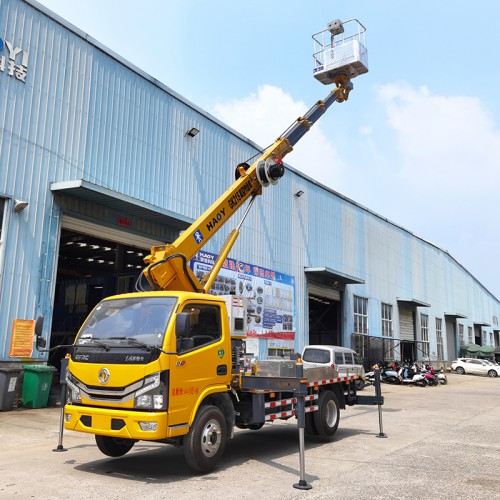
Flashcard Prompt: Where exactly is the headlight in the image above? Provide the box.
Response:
[135,373,160,397]
[66,373,82,403]
[134,373,166,410]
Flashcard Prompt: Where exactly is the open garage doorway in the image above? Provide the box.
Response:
[49,228,154,367]
[308,294,340,346]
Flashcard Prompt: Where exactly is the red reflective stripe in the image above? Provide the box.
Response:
[266,409,295,421]
[307,375,355,388]
[265,397,295,409]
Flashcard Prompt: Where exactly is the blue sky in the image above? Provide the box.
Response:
[38,0,500,299]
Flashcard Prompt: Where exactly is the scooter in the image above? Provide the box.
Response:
[365,361,400,385]
[422,368,439,386]
[398,364,427,386]
[425,364,448,385]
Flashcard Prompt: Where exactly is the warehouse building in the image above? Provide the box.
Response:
[1,0,499,372]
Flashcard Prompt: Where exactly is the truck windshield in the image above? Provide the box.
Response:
[76,297,177,346]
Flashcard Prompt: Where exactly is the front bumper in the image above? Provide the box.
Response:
[64,404,170,441]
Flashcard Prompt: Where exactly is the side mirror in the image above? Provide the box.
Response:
[34,315,46,350]
[175,312,192,352]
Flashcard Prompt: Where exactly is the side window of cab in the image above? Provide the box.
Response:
[180,304,222,351]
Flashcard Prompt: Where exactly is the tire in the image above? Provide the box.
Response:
[385,376,400,385]
[248,423,264,430]
[235,422,264,430]
[488,370,498,378]
[304,412,319,436]
[456,366,465,375]
[439,376,447,385]
[313,390,340,438]
[95,435,135,457]
[183,405,227,473]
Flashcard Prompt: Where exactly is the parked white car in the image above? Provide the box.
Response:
[451,358,500,378]
[301,345,365,389]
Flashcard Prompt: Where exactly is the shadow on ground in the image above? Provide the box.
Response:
[72,422,376,484]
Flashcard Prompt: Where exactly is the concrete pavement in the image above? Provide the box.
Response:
[1,373,499,499]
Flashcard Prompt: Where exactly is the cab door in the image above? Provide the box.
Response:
[168,302,230,426]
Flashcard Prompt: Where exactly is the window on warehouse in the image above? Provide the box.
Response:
[381,303,393,337]
[0,199,5,292]
[420,314,429,360]
[354,296,368,335]
[436,318,444,360]
[458,324,465,346]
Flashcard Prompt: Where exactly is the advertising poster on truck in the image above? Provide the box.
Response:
[190,251,296,343]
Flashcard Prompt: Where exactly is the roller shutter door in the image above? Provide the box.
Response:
[399,307,415,341]
[307,282,340,301]
[62,215,162,249]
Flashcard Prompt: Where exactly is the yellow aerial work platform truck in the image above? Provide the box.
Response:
[36,19,382,477]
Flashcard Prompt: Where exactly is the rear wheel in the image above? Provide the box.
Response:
[456,366,465,375]
[95,435,136,457]
[304,412,319,436]
[183,405,227,472]
[488,370,498,378]
[313,390,340,438]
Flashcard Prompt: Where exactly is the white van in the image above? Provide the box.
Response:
[301,345,365,389]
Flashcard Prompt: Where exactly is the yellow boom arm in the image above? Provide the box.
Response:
[142,76,351,292]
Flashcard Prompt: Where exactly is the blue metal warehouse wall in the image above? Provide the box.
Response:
[0,0,499,363]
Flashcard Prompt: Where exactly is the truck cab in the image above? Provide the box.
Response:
[64,292,233,447]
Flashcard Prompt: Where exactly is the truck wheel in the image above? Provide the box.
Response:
[313,390,339,438]
[184,405,227,472]
[235,422,264,430]
[95,435,135,457]
[304,412,319,436]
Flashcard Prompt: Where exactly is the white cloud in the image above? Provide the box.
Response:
[210,85,347,186]
[373,82,500,297]
[377,82,500,198]
[211,82,500,297]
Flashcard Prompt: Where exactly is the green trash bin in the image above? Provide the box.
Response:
[22,365,57,409]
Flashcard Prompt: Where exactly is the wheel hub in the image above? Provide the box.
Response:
[325,400,338,427]
[201,419,222,457]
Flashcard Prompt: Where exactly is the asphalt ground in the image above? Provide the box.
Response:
[1,372,499,499]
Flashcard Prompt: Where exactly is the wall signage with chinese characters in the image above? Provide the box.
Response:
[190,251,296,340]
[9,319,35,358]
[0,35,29,83]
